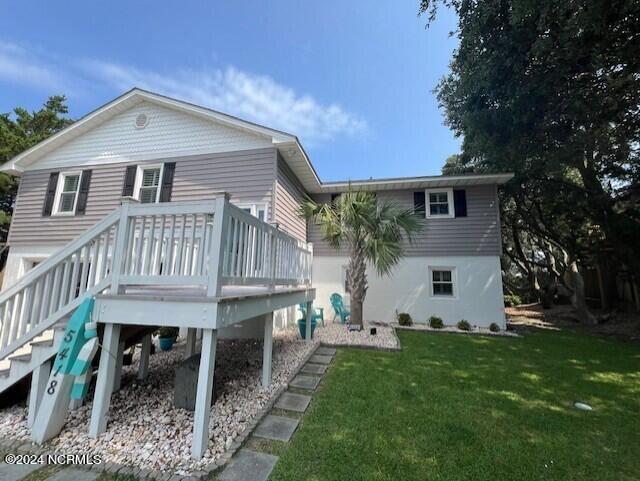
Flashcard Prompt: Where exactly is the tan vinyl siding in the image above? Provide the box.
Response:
[274,153,307,242]
[309,185,502,256]
[8,147,276,245]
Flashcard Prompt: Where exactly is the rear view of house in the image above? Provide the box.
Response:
[1,88,510,329]
[0,89,510,456]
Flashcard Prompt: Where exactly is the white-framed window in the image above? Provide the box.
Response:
[425,188,454,218]
[53,172,82,215]
[134,164,164,204]
[234,203,269,222]
[429,266,457,297]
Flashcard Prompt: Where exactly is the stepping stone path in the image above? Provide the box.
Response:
[275,392,311,412]
[47,468,99,481]
[218,344,336,481]
[254,415,299,442]
[218,449,278,481]
[0,462,42,481]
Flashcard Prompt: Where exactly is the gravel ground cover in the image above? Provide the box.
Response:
[314,322,400,349]
[0,328,317,475]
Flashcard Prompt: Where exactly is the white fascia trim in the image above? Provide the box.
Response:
[318,173,514,192]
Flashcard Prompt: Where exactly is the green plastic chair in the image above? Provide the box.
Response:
[298,303,325,327]
[330,293,350,324]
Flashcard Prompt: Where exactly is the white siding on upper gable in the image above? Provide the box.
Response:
[25,101,273,171]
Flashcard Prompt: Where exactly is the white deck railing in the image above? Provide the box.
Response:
[0,194,312,360]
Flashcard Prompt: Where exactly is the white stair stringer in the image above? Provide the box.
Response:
[0,322,67,394]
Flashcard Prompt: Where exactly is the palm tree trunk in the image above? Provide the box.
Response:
[347,240,368,327]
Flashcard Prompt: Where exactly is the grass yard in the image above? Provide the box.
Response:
[270,330,640,481]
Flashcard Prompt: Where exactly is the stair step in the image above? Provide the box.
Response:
[8,353,32,363]
[30,338,55,348]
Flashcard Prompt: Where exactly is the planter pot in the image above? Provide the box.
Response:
[159,336,177,351]
[297,319,317,339]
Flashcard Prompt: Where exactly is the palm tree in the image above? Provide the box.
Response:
[300,189,424,328]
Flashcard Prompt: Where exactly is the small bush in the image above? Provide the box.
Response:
[397,312,413,326]
[504,294,522,307]
[489,322,501,333]
[158,326,179,339]
[428,316,444,329]
[457,320,471,331]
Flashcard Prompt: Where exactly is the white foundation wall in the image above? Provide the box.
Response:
[2,244,61,290]
[312,255,506,328]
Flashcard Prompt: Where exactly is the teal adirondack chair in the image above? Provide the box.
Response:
[298,304,325,327]
[330,293,350,324]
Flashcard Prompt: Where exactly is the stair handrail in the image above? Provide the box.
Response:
[0,208,121,360]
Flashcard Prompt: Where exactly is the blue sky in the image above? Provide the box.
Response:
[0,1,460,181]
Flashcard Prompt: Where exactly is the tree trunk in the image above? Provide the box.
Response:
[570,261,597,325]
[347,240,368,327]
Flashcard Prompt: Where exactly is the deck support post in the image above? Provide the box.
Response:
[89,323,121,438]
[192,328,218,459]
[138,334,151,380]
[262,312,274,387]
[27,360,51,428]
[185,328,197,358]
[305,301,313,341]
[113,341,125,392]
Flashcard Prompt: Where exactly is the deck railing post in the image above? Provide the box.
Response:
[111,197,137,294]
[269,223,279,289]
[206,193,231,298]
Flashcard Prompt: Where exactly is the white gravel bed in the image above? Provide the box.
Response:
[0,329,317,475]
[315,322,400,350]
[392,322,520,337]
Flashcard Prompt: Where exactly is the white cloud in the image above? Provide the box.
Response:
[0,41,366,145]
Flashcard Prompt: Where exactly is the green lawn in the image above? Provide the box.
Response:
[270,330,640,481]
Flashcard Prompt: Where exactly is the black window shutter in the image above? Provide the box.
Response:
[454,189,467,217]
[159,162,176,203]
[75,170,92,215]
[42,172,59,217]
[122,165,137,197]
[413,191,426,217]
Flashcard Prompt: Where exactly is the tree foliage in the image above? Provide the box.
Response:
[300,190,424,326]
[0,96,73,240]
[422,0,640,316]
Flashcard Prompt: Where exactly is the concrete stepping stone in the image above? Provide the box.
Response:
[309,354,333,365]
[0,462,42,481]
[316,347,336,356]
[254,414,299,442]
[47,468,99,481]
[275,391,312,412]
[301,363,327,375]
[219,449,278,481]
[289,374,321,390]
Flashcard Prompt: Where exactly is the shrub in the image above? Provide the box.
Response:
[158,326,179,339]
[489,322,501,333]
[397,312,413,326]
[457,320,471,331]
[504,294,522,307]
[428,316,444,329]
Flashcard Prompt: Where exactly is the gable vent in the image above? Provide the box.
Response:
[135,113,149,129]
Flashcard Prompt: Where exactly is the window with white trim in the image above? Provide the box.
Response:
[54,172,81,215]
[135,165,163,204]
[426,188,454,218]
[430,268,455,297]
[235,203,268,221]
